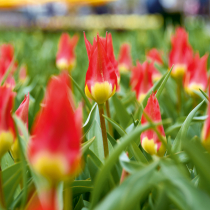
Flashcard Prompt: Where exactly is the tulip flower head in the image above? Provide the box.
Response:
[146,48,163,65]
[27,73,82,182]
[0,86,15,159]
[19,65,27,83]
[11,93,29,160]
[118,43,132,73]
[169,27,193,79]
[140,93,166,157]
[0,44,17,88]
[184,53,208,96]
[84,33,118,104]
[131,61,153,103]
[56,33,79,72]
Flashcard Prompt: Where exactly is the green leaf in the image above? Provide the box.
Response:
[129,142,148,164]
[172,100,204,153]
[199,88,209,101]
[103,114,127,137]
[183,139,210,194]
[155,66,173,99]
[89,122,163,209]
[94,161,159,210]
[82,137,95,154]
[74,195,84,210]
[70,180,93,198]
[83,103,97,138]
[33,86,44,117]
[112,94,131,129]
[69,75,92,110]
[1,152,14,170]
[2,163,22,207]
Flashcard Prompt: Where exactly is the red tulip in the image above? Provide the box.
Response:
[184,53,208,96]
[140,93,166,157]
[19,65,27,83]
[118,43,132,73]
[169,27,193,78]
[131,61,153,103]
[84,33,118,104]
[56,33,79,72]
[0,86,15,158]
[146,48,163,65]
[0,44,17,88]
[27,73,82,182]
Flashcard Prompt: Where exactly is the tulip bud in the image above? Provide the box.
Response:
[131,61,153,103]
[140,93,166,157]
[84,33,118,104]
[27,73,82,182]
[184,53,208,96]
[0,86,15,159]
[56,33,79,72]
[169,27,193,79]
[118,43,132,73]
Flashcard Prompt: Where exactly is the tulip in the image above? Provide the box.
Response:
[118,43,132,73]
[56,33,79,72]
[146,48,163,82]
[184,53,208,96]
[84,33,118,105]
[19,65,27,83]
[140,93,166,157]
[27,73,82,182]
[11,93,29,160]
[146,48,163,65]
[131,61,153,103]
[0,86,15,159]
[169,27,193,78]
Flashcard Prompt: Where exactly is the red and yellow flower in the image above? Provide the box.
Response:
[131,61,153,103]
[27,73,82,182]
[118,43,132,73]
[84,33,118,104]
[0,86,16,158]
[56,33,79,72]
[184,53,208,96]
[146,48,163,81]
[169,27,193,78]
[140,93,166,157]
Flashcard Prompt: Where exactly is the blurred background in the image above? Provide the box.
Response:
[1,0,210,112]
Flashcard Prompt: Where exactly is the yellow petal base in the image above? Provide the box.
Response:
[56,59,75,72]
[0,131,13,159]
[32,152,68,182]
[138,93,146,104]
[142,136,166,157]
[171,64,186,79]
[11,139,20,161]
[85,82,116,104]
[185,83,204,97]
[119,64,129,73]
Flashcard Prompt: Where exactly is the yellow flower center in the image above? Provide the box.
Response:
[141,136,166,157]
[171,64,186,78]
[119,64,129,73]
[85,82,116,104]
[32,152,68,182]
[138,93,146,104]
[11,138,20,161]
[0,131,14,159]
[56,59,75,72]
[185,83,204,97]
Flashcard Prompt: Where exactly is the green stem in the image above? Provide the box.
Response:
[177,80,182,114]
[105,100,113,136]
[0,163,5,209]
[64,182,72,210]
[98,104,109,158]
